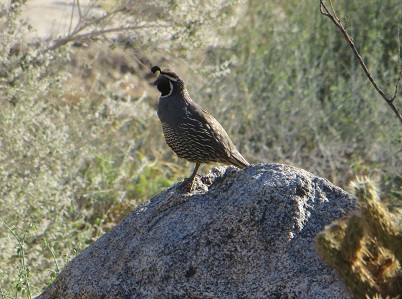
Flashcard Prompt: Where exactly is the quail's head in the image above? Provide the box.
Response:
[151,65,184,97]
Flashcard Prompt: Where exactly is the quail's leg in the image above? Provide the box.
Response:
[178,163,200,192]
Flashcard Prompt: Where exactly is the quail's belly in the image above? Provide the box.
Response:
[161,122,225,164]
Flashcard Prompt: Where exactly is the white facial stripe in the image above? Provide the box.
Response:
[163,74,178,81]
[160,81,174,98]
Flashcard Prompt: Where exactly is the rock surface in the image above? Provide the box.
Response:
[36,164,355,299]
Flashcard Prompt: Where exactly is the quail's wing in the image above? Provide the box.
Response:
[187,104,250,168]
[183,101,238,157]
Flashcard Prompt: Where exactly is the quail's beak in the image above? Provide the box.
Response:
[153,72,163,85]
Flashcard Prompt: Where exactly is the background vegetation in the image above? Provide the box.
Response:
[0,0,400,298]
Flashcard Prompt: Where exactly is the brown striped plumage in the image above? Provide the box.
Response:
[151,65,249,192]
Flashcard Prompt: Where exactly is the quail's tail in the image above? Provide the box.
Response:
[228,150,250,169]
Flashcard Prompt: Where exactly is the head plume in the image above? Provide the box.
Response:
[151,65,179,81]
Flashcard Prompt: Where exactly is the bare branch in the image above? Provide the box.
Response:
[44,23,166,52]
[43,4,128,53]
[391,29,402,102]
[319,0,402,124]
[68,0,76,35]
[329,0,339,21]
[77,0,83,20]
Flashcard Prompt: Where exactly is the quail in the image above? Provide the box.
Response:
[151,65,250,192]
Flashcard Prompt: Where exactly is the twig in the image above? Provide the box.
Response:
[44,23,167,52]
[391,29,402,102]
[77,0,82,20]
[68,0,76,35]
[1,220,32,299]
[320,0,402,124]
[45,241,60,275]
[43,4,126,52]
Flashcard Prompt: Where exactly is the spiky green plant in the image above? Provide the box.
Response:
[317,176,402,298]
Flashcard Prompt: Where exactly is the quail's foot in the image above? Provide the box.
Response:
[177,178,194,193]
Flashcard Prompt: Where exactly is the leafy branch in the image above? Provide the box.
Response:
[320,0,402,124]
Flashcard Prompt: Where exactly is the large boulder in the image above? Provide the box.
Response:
[36,164,355,299]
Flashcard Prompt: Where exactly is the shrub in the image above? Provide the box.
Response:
[0,0,240,294]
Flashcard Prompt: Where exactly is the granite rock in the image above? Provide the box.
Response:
[36,164,355,299]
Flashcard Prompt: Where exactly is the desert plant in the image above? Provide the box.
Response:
[0,221,35,299]
[316,176,402,298]
[199,0,401,187]
[0,0,241,294]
